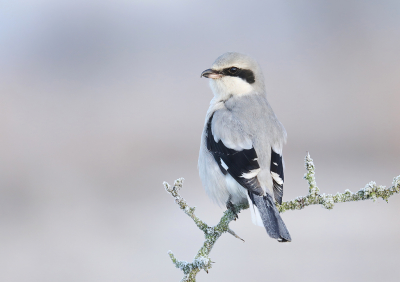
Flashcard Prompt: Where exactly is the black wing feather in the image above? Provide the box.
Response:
[270,149,284,204]
[206,114,263,195]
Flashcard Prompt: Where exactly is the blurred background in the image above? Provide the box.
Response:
[1,0,400,281]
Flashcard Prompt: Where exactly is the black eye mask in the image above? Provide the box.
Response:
[221,67,255,84]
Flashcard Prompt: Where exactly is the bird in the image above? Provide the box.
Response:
[198,52,291,242]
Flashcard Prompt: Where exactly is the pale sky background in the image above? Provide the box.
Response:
[1,1,400,281]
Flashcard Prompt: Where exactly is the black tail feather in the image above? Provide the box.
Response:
[249,192,291,242]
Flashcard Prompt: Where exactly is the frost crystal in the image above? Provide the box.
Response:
[322,194,334,209]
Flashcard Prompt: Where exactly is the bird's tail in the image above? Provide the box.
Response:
[247,192,291,242]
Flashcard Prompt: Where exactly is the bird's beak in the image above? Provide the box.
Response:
[201,69,222,79]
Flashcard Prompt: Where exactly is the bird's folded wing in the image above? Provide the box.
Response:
[270,147,284,204]
[206,112,263,195]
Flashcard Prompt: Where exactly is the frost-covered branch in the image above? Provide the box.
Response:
[277,153,400,213]
[165,153,400,281]
[164,179,248,282]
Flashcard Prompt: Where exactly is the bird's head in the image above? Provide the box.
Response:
[201,52,265,99]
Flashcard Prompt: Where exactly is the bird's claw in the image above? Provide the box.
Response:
[226,200,239,220]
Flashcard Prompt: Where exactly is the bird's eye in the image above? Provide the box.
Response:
[229,67,238,74]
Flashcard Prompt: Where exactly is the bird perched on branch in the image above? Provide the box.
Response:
[198,52,291,242]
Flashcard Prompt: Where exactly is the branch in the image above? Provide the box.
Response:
[164,153,400,281]
[277,152,400,212]
[164,178,248,282]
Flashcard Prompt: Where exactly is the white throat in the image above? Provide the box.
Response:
[209,76,253,100]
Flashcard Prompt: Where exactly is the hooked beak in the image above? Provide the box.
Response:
[201,69,223,79]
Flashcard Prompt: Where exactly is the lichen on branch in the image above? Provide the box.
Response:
[165,153,400,281]
[277,153,400,212]
[164,179,248,282]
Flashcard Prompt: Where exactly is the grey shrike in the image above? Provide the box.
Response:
[198,52,291,242]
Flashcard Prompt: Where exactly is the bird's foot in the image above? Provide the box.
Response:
[226,200,239,220]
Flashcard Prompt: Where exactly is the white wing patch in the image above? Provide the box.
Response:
[271,171,283,185]
[241,168,261,179]
[273,162,278,166]
[220,159,228,170]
